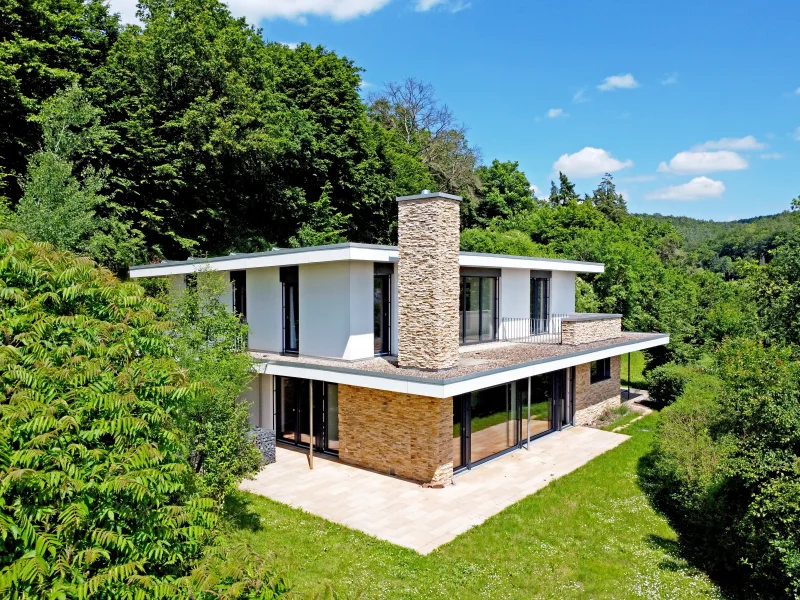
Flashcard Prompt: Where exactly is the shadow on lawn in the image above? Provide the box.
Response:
[222,491,263,532]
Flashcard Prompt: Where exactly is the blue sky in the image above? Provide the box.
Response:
[113,0,800,220]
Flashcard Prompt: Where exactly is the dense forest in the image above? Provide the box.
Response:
[1,0,799,596]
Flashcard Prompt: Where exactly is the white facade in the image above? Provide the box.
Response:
[131,244,603,362]
[299,261,374,360]
[551,271,576,315]
[237,374,274,429]
[246,267,282,352]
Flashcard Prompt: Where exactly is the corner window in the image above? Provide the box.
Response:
[373,266,391,355]
[590,358,611,384]
[231,270,246,322]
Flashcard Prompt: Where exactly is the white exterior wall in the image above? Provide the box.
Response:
[246,267,282,352]
[218,271,232,311]
[550,271,576,315]
[238,374,274,429]
[500,268,530,320]
[298,261,374,360]
[346,262,374,360]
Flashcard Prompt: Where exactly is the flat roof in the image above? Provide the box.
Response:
[129,243,604,278]
[251,332,668,398]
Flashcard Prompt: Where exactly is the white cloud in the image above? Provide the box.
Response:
[619,174,657,183]
[645,177,726,201]
[546,108,566,118]
[281,42,299,49]
[572,88,588,103]
[661,72,679,85]
[530,184,544,198]
[760,152,784,160]
[597,73,639,91]
[795,87,800,96]
[692,135,766,151]
[552,147,633,179]
[657,150,748,174]
[109,0,391,23]
[416,0,470,12]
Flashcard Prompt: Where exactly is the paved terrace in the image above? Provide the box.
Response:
[250,332,663,380]
[242,426,629,554]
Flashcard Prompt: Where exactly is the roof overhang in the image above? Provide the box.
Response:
[253,334,668,399]
[129,244,604,278]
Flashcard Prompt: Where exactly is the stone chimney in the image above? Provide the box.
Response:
[396,192,462,370]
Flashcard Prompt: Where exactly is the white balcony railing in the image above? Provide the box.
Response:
[500,314,568,345]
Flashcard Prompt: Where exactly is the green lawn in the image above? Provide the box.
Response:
[621,351,647,389]
[226,415,721,599]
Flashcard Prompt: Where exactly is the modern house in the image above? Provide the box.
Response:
[130,192,668,486]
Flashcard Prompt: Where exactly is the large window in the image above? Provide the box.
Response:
[280,266,299,354]
[374,264,392,355]
[459,274,498,344]
[453,370,570,472]
[590,358,611,383]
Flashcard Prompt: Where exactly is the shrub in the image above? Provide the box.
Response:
[0,232,285,598]
[168,268,263,502]
[641,339,800,598]
[646,361,701,407]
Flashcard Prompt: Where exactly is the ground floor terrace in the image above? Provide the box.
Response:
[241,353,625,485]
[241,426,628,553]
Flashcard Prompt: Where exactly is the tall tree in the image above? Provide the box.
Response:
[368,78,481,205]
[11,84,144,274]
[549,172,580,206]
[591,173,628,223]
[474,159,535,225]
[0,0,118,201]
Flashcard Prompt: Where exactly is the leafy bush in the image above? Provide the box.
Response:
[169,269,262,501]
[646,362,702,407]
[0,232,285,598]
[641,339,800,598]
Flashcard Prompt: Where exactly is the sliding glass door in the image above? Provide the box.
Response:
[275,377,339,454]
[453,369,572,472]
[460,275,497,344]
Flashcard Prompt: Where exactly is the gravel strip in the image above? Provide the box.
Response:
[251,332,663,380]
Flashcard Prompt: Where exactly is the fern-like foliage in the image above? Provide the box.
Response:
[0,231,287,599]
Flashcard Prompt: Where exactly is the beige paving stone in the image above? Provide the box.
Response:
[240,426,628,554]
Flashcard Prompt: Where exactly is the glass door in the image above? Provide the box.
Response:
[531,278,550,334]
[276,377,338,454]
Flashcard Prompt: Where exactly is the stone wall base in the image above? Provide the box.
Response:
[574,395,621,426]
[338,384,453,486]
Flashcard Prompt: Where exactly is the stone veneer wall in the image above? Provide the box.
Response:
[396,194,461,370]
[338,384,453,486]
[561,317,622,346]
[574,356,621,425]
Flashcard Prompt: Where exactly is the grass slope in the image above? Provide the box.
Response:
[621,351,647,389]
[227,415,720,599]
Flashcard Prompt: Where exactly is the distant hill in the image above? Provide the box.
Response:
[638,211,795,253]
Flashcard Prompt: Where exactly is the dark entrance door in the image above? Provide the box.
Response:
[276,377,338,453]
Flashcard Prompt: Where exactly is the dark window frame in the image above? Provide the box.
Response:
[590,358,612,384]
[231,270,247,322]
[280,266,299,355]
[373,273,391,356]
[459,275,499,345]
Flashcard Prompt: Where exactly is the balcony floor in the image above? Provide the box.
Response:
[240,426,629,554]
